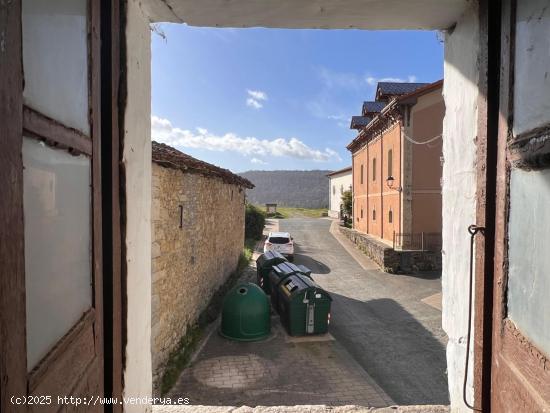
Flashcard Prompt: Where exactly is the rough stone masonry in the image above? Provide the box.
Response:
[151,142,253,394]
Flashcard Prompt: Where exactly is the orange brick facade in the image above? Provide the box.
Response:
[350,83,443,247]
[353,123,402,243]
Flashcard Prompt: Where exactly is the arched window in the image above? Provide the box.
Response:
[372,208,376,221]
[387,149,393,178]
[340,184,344,194]
[333,185,336,195]
[361,208,364,219]
[372,158,376,181]
[360,164,364,184]
[389,209,393,223]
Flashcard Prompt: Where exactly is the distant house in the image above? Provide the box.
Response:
[347,80,444,250]
[150,141,253,394]
[327,167,352,219]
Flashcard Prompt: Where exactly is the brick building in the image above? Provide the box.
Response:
[347,80,444,250]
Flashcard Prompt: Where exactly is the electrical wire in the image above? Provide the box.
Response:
[403,133,443,145]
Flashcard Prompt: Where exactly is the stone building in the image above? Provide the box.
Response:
[150,142,253,392]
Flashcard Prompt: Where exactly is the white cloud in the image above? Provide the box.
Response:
[246,89,267,109]
[247,90,267,101]
[246,98,263,109]
[251,158,267,165]
[151,115,341,162]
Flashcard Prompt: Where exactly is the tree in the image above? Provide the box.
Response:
[341,190,353,224]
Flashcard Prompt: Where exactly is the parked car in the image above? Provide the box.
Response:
[264,231,294,261]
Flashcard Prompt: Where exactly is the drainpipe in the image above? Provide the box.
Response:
[380,131,384,240]
[402,117,408,243]
[366,142,369,234]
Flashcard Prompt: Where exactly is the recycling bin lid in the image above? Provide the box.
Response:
[296,264,312,277]
[220,282,271,341]
[279,274,332,300]
[256,250,287,269]
[272,261,311,278]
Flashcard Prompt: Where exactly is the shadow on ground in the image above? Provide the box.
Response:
[329,294,449,405]
[293,253,331,274]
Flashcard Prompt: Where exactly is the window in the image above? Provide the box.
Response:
[268,236,290,244]
[340,185,344,194]
[389,209,393,223]
[361,208,363,219]
[333,185,336,195]
[372,158,376,181]
[387,149,393,178]
[360,164,364,184]
[372,208,376,221]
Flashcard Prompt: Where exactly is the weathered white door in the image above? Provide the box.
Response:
[1,1,104,411]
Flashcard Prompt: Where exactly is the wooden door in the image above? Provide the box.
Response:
[1,1,103,411]
[490,0,550,411]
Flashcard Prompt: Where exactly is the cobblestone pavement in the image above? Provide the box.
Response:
[168,317,392,407]
[280,219,448,405]
[154,405,450,413]
[167,218,447,408]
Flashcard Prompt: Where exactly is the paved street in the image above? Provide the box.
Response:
[280,218,448,405]
[170,218,448,407]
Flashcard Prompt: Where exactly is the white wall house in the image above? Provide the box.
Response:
[327,167,352,219]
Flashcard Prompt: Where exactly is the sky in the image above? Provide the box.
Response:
[151,26,444,173]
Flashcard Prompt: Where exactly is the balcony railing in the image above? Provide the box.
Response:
[393,231,442,252]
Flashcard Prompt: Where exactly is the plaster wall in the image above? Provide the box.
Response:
[142,0,468,30]
[441,4,479,411]
[328,171,352,218]
[410,89,444,235]
[382,193,400,242]
[123,1,153,411]
[352,146,368,232]
[411,90,444,191]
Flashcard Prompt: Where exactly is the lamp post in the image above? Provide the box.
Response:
[386,175,402,192]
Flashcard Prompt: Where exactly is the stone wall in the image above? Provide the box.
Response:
[338,226,441,273]
[151,163,246,393]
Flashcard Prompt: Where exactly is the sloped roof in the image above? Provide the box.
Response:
[362,101,386,115]
[376,82,429,100]
[347,79,443,152]
[152,141,254,188]
[350,116,372,130]
[327,166,352,177]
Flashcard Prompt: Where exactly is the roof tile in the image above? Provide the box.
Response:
[152,141,254,188]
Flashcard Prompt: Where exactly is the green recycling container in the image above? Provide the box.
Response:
[278,274,332,336]
[268,262,312,314]
[256,251,287,294]
[220,283,271,341]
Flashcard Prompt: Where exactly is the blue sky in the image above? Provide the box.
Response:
[152,26,443,173]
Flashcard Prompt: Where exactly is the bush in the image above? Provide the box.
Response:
[245,204,266,240]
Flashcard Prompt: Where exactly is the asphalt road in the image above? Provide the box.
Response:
[279,218,449,405]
